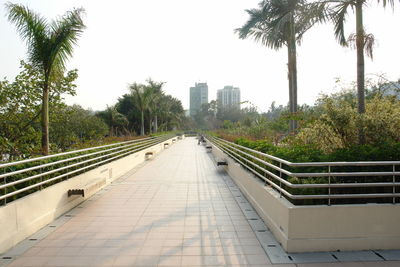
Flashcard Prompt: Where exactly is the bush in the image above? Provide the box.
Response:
[293,96,400,153]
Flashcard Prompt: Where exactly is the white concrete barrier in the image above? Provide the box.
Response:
[0,137,176,254]
[211,143,400,253]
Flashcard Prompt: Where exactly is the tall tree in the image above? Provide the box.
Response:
[129,82,151,136]
[6,3,85,155]
[322,0,397,144]
[145,79,165,133]
[97,105,129,136]
[236,0,326,132]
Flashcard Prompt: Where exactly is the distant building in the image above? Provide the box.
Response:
[217,86,241,109]
[189,82,208,117]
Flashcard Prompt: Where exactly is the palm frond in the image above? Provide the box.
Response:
[49,8,86,75]
[377,0,396,8]
[347,32,375,59]
[5,3,48,68]
[331,1,355,46]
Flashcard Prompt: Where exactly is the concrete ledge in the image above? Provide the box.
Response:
[0,137,176,254]
[210,143,400,253]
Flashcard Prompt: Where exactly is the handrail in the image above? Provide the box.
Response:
[0,135,172,204]
[206,135,400,205]
[0,137,154,169]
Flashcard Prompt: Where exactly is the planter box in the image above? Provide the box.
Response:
[211,144,400,253]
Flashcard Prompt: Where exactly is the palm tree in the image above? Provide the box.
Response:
[97,105,129,136]
[321,0,397,144]
[236,0,326,132]
[129,82,151,136]
[146,79,165,133]
[6,3,85,155]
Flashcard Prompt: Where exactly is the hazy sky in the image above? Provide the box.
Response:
[1,0,399,112]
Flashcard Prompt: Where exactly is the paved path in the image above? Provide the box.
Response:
[6,138,399,267]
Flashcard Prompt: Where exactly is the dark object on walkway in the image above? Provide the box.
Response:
[217,160,228,166]
[198,135,205,145]
[68,189,84,197]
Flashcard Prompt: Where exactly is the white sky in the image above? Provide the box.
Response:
[0,0,399,112]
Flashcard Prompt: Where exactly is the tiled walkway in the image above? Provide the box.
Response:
[5,138,399,267]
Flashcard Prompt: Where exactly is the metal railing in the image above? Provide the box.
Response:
[0,135,172,205]
[207,135,400,205]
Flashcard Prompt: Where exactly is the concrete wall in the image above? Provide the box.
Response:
[0,137,178,254]
[210,143,400,253]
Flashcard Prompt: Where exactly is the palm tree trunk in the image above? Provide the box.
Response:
[41,80,50,155]
[356,0,366,144]
[288,13,298,133]
[149,117,152,134]
[287,47,294,132]
[141,111,145,136]
[154,115,158,133]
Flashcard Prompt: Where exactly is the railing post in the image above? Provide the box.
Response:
[279,162,282,198]
[393,164,396,205]
[328,165,331,206]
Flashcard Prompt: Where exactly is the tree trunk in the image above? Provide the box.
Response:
[149,117,152,134]
[41,80,50,155]
[287,48,293,132]
[287,13,298,133]
[141,111,145,136]
[154,115,158,133]
[356,0,366,144]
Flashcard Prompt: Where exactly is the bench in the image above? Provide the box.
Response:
[145,152,154,160]
[68,178,107,198]
[68,189,84,197]
[217,160,228,166]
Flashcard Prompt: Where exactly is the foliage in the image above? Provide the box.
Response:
[0,61,77,160]
[293,95,400,153]
[51,105,108,151]
[96,105,129,137]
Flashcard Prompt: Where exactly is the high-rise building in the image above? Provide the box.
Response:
[217,86,241,109]
[189,82,208,117]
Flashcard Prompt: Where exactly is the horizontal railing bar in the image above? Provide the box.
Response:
[0,137,164,179]
[213,139,292,187]
[211,140,400,189]
[0,137,166,190]
[0,136,156,169]
[211,136,400,167]
[211,137,293,177]
[290,193,400,200]
[293,171,400,178]
[206,136,400,202]
[211,140,294,199]
[290,162,400,167]
[212,136,292,165]
[209,136,400,178]
[0,137,169,201]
